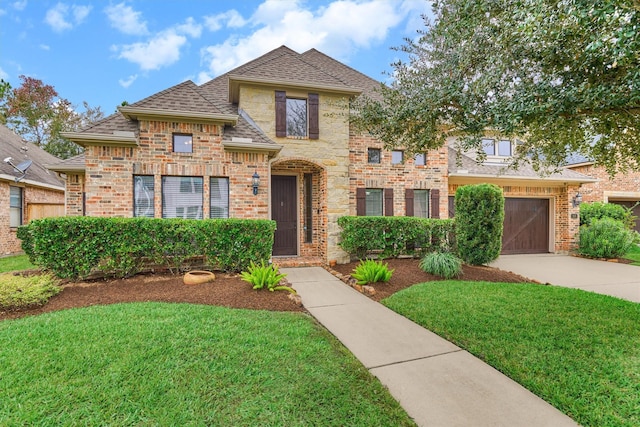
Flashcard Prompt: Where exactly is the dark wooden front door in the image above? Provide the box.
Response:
[272,176,297,256]
[502,198,549,254]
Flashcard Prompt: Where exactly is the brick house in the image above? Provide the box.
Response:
[1,124,65,255]
[48,46,595,264]
[565,155,640,232]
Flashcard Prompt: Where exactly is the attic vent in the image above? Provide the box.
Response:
[231,137,253,143]
[113,131,135,137]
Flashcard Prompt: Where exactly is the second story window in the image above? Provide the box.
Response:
[392,150,404,164]
[414,153,426,166]
[368,148,381,164]
[482,138,512,157]
[275,91,319,139]
[173,133,193,153]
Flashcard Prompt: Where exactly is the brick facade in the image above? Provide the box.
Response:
[569,164,640,204]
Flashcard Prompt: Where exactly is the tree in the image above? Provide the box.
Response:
[1,76,104,159]
[352,0,640,175]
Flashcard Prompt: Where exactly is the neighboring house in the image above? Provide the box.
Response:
[0,124,65,255]
[48,46,594,265]
[565,154,640,232]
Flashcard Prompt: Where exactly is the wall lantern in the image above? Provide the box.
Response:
[572,192,583,208]
[252,172,260,195]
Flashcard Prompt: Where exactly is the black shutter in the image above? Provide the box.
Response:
[275,91,286,137]
[356,188,366,216]
[308,93,319,139]
[384,188,394,216]
[430,189,440,218]
[405,189,414,216]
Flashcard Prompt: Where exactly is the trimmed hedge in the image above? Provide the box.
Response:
[337,216,455,259]
[455,184,504,265]
[17,217,276,279]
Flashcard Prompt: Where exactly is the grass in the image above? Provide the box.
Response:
[0,254,34,273]
[383,281,640,427]
[0,302,415,426]
[623,244,640,265]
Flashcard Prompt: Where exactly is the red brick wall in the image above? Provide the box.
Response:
[569,164,640,203]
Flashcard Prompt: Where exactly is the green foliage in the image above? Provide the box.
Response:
[580,202,636,229]
[17,217,276,279]
[578,217,638,259]
[352,0,640,175]
[419,252,462,279]
[240,260,295,293]
[338,216,455,259]
[351,259,394,285]
[455,184,504,265]
[0,273,59,310]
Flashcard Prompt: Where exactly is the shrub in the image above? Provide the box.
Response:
[351,259,394,285]
[455,184,504,265]
[580,202,636,229]
[578,217,638,259]
[0,273,60,310]
[240,260,295,293]
[338,216,455,259]
[18,217,276,279]
[419,252,462,279]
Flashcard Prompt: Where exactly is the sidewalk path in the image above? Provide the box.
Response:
[491,254,640,303]
[282,267,577,427]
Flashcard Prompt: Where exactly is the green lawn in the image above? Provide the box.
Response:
[383,281,640,427]
[623,245,640,265]
[0,302,415,426]
[0,254,34,273]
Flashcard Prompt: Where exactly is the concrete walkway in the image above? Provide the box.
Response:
[491,254,640,303]
[282,267,577,427]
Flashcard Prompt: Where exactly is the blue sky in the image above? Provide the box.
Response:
[0,0,432,115]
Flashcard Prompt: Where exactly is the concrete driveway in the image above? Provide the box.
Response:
[491,254,640,303]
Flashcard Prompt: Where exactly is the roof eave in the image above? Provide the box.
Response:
[60,131,138,148]
[222,140,283,158]
[227,74,362,103]
[118,106,239,126]
[46,164,86,174]
[448,172,599,186]
[0,173,65,191]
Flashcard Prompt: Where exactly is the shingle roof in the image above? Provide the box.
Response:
[448,148,596,182]
[0,124,65,188]
[129,80,224,114]
[46,153,86,173]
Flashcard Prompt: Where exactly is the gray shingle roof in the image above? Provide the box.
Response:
[46,153,86,173]
[129,80,224,114]
[0,124,65,188]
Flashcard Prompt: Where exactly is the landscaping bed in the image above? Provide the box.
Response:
[1,259,532,321]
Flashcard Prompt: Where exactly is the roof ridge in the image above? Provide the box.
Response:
[301,48,383,86]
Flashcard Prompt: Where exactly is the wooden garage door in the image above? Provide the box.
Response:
[502,198,549,254]
[609,200,640,233]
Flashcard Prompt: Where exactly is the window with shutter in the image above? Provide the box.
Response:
[275,91,319,139]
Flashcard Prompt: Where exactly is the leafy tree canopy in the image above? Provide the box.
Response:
[0,76,104,159]
[352,0,640,175]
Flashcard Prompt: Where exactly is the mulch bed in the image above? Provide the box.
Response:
[1,259,534,321]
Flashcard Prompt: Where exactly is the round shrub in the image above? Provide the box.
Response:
[578,218,638,259]
[580,202,635,229]
[455,184,505,265]
[419,252,462,279]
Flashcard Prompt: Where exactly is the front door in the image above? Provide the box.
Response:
[272,175,297,256]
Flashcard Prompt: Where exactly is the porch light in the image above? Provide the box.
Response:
[572,192,583,207]
[252,172,260,195]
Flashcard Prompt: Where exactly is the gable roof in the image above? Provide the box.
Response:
[0,124,64,189]
[448,148,597,185]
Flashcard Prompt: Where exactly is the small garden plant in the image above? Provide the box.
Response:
[351,259,394,285]
[0,273,60,310]
[419,251,462,279]
[240,260,296,293]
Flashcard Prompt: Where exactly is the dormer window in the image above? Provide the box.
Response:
[482,138,512,157]
[275,91,319,139]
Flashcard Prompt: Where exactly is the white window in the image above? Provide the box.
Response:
[483,138,512,157]
[133,176,155,218]
[9,186,22,227]
[498,140,512,156]
[414,153,426,166]
[365,189,383,216]
[286,98,307,137]
[414,190,430,218]
[392,150,404,164]
[162,176,203,219]
[173,134,193,153]
[482,138,495,156]
[210,177,229,219]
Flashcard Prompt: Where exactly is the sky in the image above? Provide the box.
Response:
[0,0,432,115]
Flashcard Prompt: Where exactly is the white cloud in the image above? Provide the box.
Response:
[118,74,138,88]
[13,1,27,11]
[113,30,187,71]
[44,3,92,32]
[175,17,202,38]
[204,10,247,31]
[0,66,8,80]
[200,0,408,76]
[39,44,50,50]
[104,2,148,36]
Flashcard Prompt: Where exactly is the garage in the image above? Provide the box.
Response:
[609,200,640,233]
[502,198,550,254]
